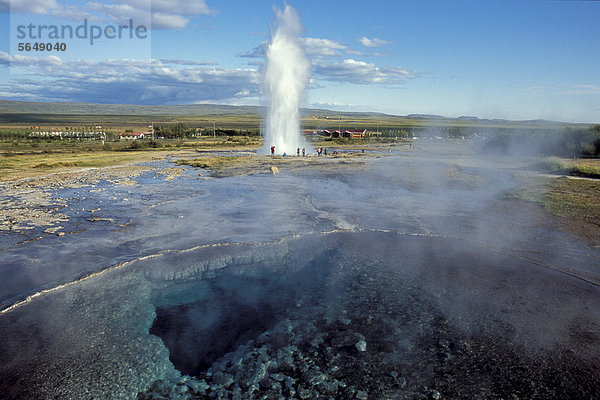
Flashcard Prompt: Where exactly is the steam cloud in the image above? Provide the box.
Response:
[263,4,311,155]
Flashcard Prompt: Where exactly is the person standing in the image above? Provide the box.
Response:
[271,146,275,157]
[297,147,300,157]
[302,147,305,157]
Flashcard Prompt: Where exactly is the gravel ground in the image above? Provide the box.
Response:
[0,165,152,236]
[140,244,600,400]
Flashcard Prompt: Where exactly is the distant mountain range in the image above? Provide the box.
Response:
[0,99,423,122]
[0,100,264,116]
[0,99,587,127]
[405,114,446,119]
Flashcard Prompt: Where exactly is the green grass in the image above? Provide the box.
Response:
[534,157,600,178]
[535,157,573,174]
[2,98,591,137]
[176,151,370,178]
[544,177,600,229]
[0,150,169,181]
[0,136,263,155]
[502,173,600,243]
[176,156,250,170]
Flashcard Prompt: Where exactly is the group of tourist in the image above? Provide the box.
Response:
[270,146,329,157]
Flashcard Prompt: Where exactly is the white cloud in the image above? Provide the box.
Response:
[240,37,363,60]
[311,101,356,108]
[359,36,391,47]
[4,0,215,30]
[151,0,212,15]
[303,38,353,57]
[238,37,418,86]
[86,1,212,29]
[0,51,63,67]
[0,49,419,105]
[86,1,150,25]
[314,59,417,84]
[6,0,62,14]
[6,0,94,19]
[158,59,218,66]
[238,42,267,58]
[151,12,188,30]
[1,52,259,104]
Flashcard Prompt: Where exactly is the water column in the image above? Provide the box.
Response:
[263,4,311,155]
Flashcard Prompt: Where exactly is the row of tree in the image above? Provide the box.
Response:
[374,125,600,157]
[475,126,600,157]
[152,124,261,139]
[2,124,599,157]
[375,127,473,138]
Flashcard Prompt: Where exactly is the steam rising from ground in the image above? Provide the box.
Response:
[262,4,311,155]
[1,146,600,399]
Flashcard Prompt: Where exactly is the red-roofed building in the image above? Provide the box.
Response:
[319,129,366,138]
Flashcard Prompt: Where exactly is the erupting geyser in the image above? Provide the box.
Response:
[263,4,311,155]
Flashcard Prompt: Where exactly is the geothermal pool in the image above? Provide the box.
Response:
[0,147,599,399]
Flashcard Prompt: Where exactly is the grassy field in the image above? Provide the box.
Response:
[176,155,253,171]
[503,173,600,244]
[0,150,174,181]
[534,157,600,178]
[545,177,600,221]
[0,113,580,133]
[2,98,592,135]
[0,136,262,153]
[2,101,597,163]
[176,152,369,177]
[1,101,598,244]
[0,135,267,181]
[0,134,392,181]
[546,177,600,244]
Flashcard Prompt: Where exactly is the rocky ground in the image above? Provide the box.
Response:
[1,147,599,399]
[175,151,375,178]
[138,255,600,400]
[0,164,189,238]
[0,150,373,238]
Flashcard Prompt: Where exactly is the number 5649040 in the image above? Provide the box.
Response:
[17,42,66,51]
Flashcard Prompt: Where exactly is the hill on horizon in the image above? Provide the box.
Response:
[0,99,266,116]
[0,99,593,128]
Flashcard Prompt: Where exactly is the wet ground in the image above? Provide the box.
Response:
[0,144,599,399]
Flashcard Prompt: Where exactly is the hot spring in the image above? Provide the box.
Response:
[0,148,599,399]
[142,231,600,399]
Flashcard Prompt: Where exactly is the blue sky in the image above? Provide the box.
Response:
[1,0,599,123]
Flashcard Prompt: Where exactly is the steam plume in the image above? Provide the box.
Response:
[263,4,311,155]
